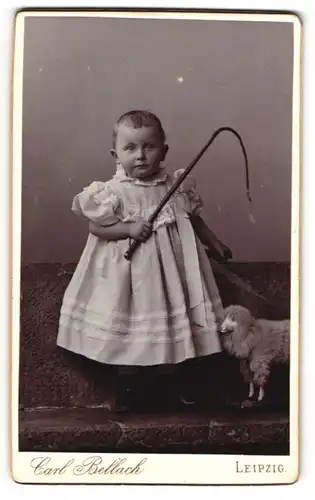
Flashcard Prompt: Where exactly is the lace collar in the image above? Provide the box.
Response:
[113,164,169,186]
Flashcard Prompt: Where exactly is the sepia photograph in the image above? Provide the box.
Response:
[11,9,301,484]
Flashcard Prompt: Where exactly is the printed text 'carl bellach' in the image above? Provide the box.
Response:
[30,456,148,476]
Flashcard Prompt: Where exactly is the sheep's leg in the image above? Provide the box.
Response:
[239,360,258,407]
[239,360,254,399]
[240,359,251,381]
[250,358,270,403]
[258,386,265,401]
[252,373,268,401]
[248,382,255,398]
[240,358,270,408]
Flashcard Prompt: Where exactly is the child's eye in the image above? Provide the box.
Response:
[124,144,135,151]
[145,143,156,150]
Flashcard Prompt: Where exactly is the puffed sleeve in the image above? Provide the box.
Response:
[71,181,121,226]
[173,169,203,215]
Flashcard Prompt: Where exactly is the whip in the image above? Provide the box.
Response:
[124,126,251,261]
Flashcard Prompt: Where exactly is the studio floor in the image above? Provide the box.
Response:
[18,261,290,455]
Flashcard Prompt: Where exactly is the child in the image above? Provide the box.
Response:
[57,110,232,410]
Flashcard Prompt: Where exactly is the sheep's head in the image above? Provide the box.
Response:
[219,305,254,358]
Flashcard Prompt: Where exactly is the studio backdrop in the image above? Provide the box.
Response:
[21,17,293,263]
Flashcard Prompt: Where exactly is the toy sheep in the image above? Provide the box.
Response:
[219,305,290,407]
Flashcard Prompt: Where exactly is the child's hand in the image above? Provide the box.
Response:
[214,241,233,262]
[173,169,196,193]
[128,218,153,242]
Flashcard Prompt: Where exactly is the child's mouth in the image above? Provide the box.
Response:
[134,165,150,173]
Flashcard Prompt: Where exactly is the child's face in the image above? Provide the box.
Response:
[111,125,168,179]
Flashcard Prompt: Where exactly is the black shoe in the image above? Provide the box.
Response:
[179,393,197,406]
[114,367,157,412]
[114,366,140,412]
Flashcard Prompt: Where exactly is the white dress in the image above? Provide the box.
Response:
[57,167,223,366]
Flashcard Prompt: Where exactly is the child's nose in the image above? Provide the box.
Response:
[136,147,146,159]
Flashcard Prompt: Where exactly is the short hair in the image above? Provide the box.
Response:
[112,110,166,148]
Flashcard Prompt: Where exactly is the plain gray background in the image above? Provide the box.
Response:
[21,16,293,263]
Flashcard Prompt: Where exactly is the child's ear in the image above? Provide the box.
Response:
[110,149,117,159]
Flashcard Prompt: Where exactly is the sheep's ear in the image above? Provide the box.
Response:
[247,316,256,333]
[249,312,256,325]
[220,310,227,321]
